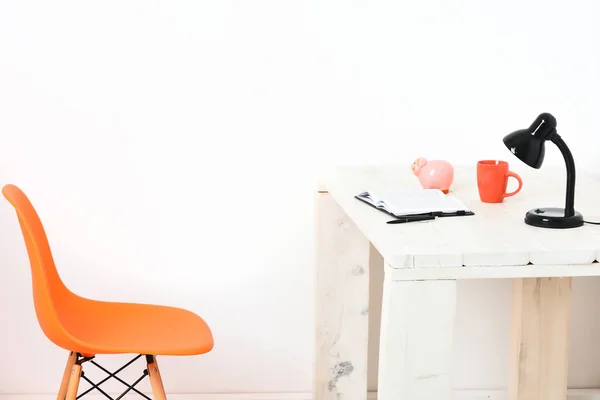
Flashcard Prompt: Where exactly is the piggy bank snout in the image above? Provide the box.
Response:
[411,157,428,175]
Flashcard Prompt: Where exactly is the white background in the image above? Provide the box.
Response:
[1,0,600,395]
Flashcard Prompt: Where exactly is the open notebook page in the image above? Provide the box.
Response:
[357,188,469,216]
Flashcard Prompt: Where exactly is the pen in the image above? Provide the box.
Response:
[387,215,436,224]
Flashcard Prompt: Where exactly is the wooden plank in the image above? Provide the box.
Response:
[322,165,600,268]
[367,243,384,392]
[377,264,457,399]
[390,263,600,281]
[314,192,372,400]
[509,277,572,400]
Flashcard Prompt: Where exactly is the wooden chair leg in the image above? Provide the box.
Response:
[57,351,78,400]
[147,355,167,400]
[65,363,82,400]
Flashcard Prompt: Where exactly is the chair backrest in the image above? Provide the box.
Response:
[2,184,75,349]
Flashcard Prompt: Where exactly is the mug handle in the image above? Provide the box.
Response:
[503,171,523,198]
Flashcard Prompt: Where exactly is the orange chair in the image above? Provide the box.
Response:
[2,184,214,400]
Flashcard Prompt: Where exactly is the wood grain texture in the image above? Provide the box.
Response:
[322,165,600,268]
[509,277,572,400]
[148,358,167,400]
[314,192,373,400]
[56,351,77,400]
[65,364,81,400]
[377,263,457,400]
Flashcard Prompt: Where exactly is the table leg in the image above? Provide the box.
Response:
[378,265,456,400]
[509,277,571,400]
[314,192,374,400]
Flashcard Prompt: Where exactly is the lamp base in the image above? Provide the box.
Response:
[525,207,584,229]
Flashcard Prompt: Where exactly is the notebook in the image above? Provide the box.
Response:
[355,188,473,217]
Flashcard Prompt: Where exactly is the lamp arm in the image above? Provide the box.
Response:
[550,132,576,217]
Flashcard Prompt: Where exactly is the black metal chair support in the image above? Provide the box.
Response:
[74,353,152,400]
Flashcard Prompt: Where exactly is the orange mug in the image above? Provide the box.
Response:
[477,160,523,203]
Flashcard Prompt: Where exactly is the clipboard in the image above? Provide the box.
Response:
[354,192,475,222]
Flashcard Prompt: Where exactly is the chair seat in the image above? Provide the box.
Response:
[61,297,214,356]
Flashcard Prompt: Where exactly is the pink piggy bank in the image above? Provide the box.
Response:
[411,157,454,193]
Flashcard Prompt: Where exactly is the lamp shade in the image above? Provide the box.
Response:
[502,113,556,169]
[502,129,546,168]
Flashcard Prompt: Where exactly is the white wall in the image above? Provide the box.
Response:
[1,0,600,395]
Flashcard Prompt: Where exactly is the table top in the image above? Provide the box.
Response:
[321,164,600,275]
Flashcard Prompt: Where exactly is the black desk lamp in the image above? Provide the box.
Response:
[503,112,584,229]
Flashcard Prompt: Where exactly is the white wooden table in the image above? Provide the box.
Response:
[315,164,600,400]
